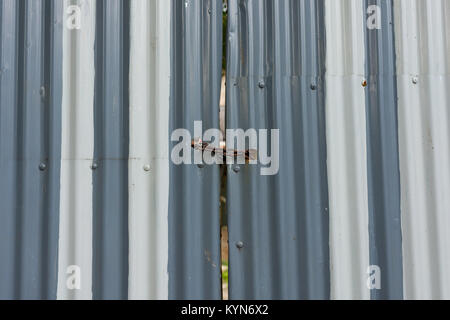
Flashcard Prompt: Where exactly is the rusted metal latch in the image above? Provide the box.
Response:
[191,139,257,164]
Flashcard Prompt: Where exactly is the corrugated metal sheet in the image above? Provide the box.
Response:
[225,0,446,300]
[58,0,133,300]
[91,0,130,300]
[395,0,450,300]
[168,0,223,299]
[0,0,63,300]
[364,0,403,300]
[1,0,450,301]
[57,0,95,300]
[226,0,330,299]
[57,0,170,300]
[128,0,170,300]
[325,0,370,300]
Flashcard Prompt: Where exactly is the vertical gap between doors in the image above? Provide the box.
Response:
[220,0,229,301]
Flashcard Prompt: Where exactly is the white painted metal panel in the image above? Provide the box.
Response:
[57,0,96,300]
[128,0,170,300]
[395,0,450,300]
[325,0,370,300]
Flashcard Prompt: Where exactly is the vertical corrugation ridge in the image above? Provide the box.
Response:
[93,0,130,300]
[169,0,223,300]
[0,0,63,299]
[325,0,370,300]
[14,0,27,299]
[395,0,450,300]
[0,0,20,299]
[57,0,96,300]
[128,0,170,300]
[42,0,63,299]
[227,0,329,299]
[364,0,403,299]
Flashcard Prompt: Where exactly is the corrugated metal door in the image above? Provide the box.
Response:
[226,0,330,300]
[1,0,450,300]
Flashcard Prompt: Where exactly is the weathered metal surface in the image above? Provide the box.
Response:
[92,0,130,300]
[57,0,96,300]
[226,0,330,300]
[325,0,370,300]
[0,0,449,301]
[128,0,170,300]
[395,0,450,300]
[169,0,223,300]
[364,0,403,300]
[0,0,63,300]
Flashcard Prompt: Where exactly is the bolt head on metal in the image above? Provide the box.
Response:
[236,241,244,249]
[197,163,205,169]
[91,162,98,170]
[39,86,46,98]
[412,76,419,84]
[362,80,367,87]
[310,83,317,90]
[143,165,151,172]
[258,80,265,89]
[39,163,47,171]
[233,165,241,173]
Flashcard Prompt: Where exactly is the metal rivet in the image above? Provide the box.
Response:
[91,162,98,170]
[236,241,244,249]
[208,8,211,14]
[233,165,241,173]
[258,80,265,89]
[198,163,205,169]
[412,76,419,84]
[310,83,317,90]
[143,164,151,172]
[362,80,367,87]
[39,163,47,171]
[39,86,46,98]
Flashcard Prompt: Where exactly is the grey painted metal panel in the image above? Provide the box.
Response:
[226,0,329,299]
[92,0,130,300]
[0,0,63,299]
[364,0,403,300]
[1,0,449,301]
[169,0,223,299]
